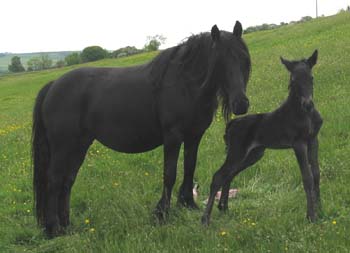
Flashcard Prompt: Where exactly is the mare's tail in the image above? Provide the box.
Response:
[32,81,53,225]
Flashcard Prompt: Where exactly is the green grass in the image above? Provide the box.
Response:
[1,13,350,252]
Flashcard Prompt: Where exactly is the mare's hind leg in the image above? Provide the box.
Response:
[294,142,317,222]
[218,147,265,211]
[178,134,203,209]
[58,137,92,228]
[45,145,70,237]
[308,137,321,212]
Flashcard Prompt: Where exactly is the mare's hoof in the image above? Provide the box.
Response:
[44,224,63,239]
[153,206,168,225]
[307,214,318,223]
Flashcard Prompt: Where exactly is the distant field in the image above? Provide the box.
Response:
[0,13,349,252]
[0,51,76,74]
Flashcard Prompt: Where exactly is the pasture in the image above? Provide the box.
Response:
[1,13,350,252]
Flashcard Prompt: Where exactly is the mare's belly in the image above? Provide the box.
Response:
[95,126,163,153]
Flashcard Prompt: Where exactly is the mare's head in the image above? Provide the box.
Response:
[206,22,251,120]
[281,50,318,113]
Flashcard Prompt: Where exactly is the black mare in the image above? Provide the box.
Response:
[202,50,323,225]
[32,22,252,237]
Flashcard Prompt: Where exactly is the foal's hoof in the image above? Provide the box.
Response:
[201,215,210,226]
[217,203,228,212]
[178,197,199,210]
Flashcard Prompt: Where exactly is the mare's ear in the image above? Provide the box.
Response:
[233,21,243,37]
[211,25,220,42]
[280,57,295,72]
[307,49,318,68]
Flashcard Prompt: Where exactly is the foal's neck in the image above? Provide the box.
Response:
[283,88,306,116]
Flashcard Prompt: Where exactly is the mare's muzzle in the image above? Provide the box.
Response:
[232,97,249,115]
[301,97,314,113]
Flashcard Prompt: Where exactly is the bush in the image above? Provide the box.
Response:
[81,46,108,63]
[55,60,66,68]
[111,46,141,58]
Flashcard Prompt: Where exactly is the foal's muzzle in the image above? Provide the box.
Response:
[232,97,249,115]
[301,97,314,113]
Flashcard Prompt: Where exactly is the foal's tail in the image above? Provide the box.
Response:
[32,81,53,226]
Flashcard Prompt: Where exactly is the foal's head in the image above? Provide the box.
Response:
[281,50,318,113]
[209,22,251,119]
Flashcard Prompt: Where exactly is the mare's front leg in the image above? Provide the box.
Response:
[308,137,321,213]
[294,142,317,222]
[154,129,182,222]
[178,134,203,209]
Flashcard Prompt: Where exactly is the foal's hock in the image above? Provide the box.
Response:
[202,50,323,225]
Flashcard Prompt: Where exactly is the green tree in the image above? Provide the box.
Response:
[8,56,25,73]
[143,35,166,52]
[27,57,41,71]
[65,52,81,66]
[81,46,107,63]
[27,54,53,71]
[41,54,52,69]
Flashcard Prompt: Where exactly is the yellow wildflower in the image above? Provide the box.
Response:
[220,231,227,236]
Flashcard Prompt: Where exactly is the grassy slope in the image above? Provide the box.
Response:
[0,13,349,252]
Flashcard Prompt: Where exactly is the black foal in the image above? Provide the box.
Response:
[202,50,323,225]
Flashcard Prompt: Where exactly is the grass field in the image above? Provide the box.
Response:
[1,13,350,252]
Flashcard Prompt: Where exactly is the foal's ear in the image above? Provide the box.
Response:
[280,57,294,72]
[211,25,220,42]
[233,21,243,37]
[307,49,318,68]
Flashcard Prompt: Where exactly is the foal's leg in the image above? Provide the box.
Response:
[58,137,92,228]
[201,159,233,225]
[178,134,203,209]
[294,142,317,222]
[218,147,265,211]
[308,137,321,212]
[154,130,182,221]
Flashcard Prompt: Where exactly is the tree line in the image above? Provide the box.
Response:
[7,35,166,73]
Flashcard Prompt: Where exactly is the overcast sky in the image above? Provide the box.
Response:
[1,0,349,53]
